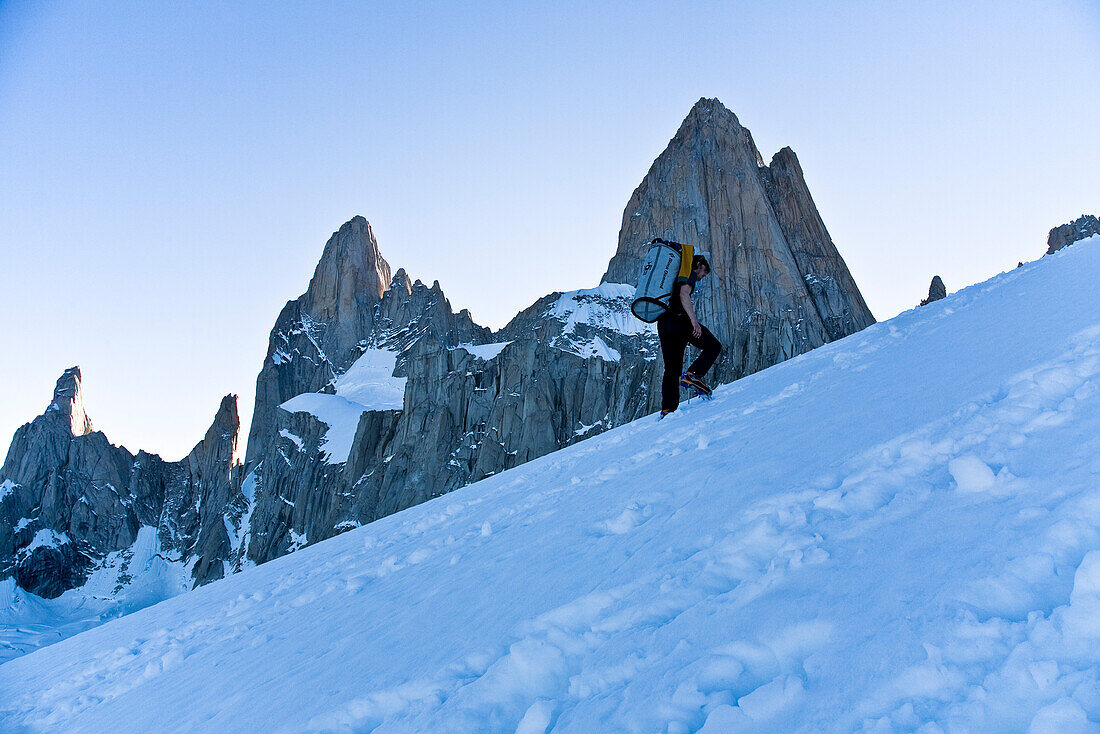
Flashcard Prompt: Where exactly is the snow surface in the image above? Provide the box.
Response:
[18,529,70,556]
[0,479,16,502]
[453,342,513,361]
[279,428,304,451]
[279,393,370,465]
[574,334,621,362]
[279,349,406,465]
[545,283,651,362]
[4,238,1100,731]
[333,349,407,409]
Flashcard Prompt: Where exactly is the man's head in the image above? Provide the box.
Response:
[692,254,711,278]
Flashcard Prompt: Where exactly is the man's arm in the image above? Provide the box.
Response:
[679,284,702,338]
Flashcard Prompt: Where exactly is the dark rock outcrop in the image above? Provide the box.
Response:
[1046,215,1100,255]
[920,276,947,306]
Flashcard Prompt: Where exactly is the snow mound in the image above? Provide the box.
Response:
[333,349,407,408]
[3,241,1100,732]
[543,283,653,361]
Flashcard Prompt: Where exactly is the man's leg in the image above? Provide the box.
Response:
[686,325,722,378]
[657,318,687,412]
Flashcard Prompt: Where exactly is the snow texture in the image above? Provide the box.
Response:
[17,529,70,556]
[3,237,1100,732]
[545,283,651,362]
[547,283,651,337]
[278,429,304,451]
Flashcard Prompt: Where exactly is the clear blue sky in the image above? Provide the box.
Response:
[2,0,1097,460]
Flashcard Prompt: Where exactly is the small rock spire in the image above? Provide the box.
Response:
[920,276,947,306]
[48,367,93,436]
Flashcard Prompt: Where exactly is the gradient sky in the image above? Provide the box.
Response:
[2,0,1097,461]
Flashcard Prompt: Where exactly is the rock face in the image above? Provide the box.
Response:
[0,368,241,597]
[920,276,947,306]
[603,98,875,384]
[2,98,875,613]
[234,277,661,570]
[1046,215,1100,255]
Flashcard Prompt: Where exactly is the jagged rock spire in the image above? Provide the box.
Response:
[920,276,947,306]
[187,394,240,467]
[302,215,392,346]
[1,373,246,598]
[46,367,93,437]
[245,217,393,462]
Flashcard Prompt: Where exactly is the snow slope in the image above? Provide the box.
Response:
[3,238,1100,732]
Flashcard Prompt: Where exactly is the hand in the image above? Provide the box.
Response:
[692,320,702,338]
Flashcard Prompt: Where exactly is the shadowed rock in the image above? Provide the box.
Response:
[920,276,947,306]
[1046,215,1100,255]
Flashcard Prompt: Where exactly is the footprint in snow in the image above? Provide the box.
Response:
[594,502,654,536]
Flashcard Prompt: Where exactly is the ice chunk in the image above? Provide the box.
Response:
[949,455,996,493]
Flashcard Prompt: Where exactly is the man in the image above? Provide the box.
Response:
[657,253,721,417]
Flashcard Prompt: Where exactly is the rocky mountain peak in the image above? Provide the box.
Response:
[920,276,948,306]
[46,366,93,437]
[681,97,740,129]
[302,216,392,320]
[390,268,413,295]
[195,395,240,460]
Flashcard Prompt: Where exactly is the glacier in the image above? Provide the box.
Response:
[1,237,1099,731]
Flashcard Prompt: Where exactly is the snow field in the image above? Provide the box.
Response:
[279,349,406,464]
[1,238,1100,731]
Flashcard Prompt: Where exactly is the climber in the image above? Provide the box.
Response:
[657,253,721,418]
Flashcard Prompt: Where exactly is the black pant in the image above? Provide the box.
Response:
[657,315,721,411]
